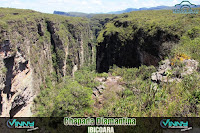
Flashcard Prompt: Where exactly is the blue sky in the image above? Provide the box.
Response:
[0,0,200,13]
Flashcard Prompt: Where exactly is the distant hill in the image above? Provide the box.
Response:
[108,6,173,14]
[54,6,172,18]
[54,5,200,17]
[108,5,200,14]
[53,11,95,18]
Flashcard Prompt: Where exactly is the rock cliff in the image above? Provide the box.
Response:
[96,21,179,72]
[0,8,95,117]
[1,8,200,117]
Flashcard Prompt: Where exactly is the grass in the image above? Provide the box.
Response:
[1,7,200,118]
[94,66,200,117]
[32,8,200,117]
[97,8,200,43]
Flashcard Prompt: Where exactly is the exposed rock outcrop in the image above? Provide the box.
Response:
[93,75,124,109]
[151,59,199,83]
[96,27,179,72]
[0,9,95,117]
[0,41,33,117]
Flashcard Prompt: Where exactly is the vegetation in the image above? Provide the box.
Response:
[33,76,93,117]
[172,32,200,63]
[90,14,116,38]
[34,63,200,117]
[97,9,200,43]
[33,8,200,117]
[0,7,199,117]
[1,67,7,74]
[54,11,96,18]
[95,66,200,117]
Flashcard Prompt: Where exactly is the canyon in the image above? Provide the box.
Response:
[0,9,95,117]
[0,8,199,117]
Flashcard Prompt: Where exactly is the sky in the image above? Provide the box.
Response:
[0,0,200,14]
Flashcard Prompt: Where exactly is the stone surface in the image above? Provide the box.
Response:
[92,75,125,109]
[0,43,34,117]
[152,59,199,83]
[0,13,95,117]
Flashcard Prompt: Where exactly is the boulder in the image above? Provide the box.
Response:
[152,59,199,83]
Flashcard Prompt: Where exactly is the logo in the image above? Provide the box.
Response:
[7,119,39,131]
[160,119,192,132]
[173,1,199,14]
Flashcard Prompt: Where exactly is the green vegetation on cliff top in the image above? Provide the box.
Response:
[98,9,200,41]
[33,8,200,118]
[97,8,200,63]
[0,7,200,118]
[0,7,89,24]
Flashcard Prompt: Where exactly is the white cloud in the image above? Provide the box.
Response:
[1,0,200,14]
[92,0,102,5]
[81,1,87,5]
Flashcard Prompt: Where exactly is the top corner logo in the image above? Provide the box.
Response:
[173,1,199,14]
[160,119,192,132]
[7,119,38,131]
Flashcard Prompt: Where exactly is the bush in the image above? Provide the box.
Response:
[1,67,7,74]
[94,65,200,117]
[75,68,99,88]
[34,76,93,117]
[187,26,200,39]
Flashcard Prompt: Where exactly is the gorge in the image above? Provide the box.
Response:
[0,8,200,117]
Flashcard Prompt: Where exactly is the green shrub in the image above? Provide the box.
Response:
[75,68,99,88]
[34,76,93,117]
[1,67,7,74]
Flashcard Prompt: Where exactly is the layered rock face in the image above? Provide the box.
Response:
[96,27,179,72]
[0,45,33,117]
[0,10,95,117]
